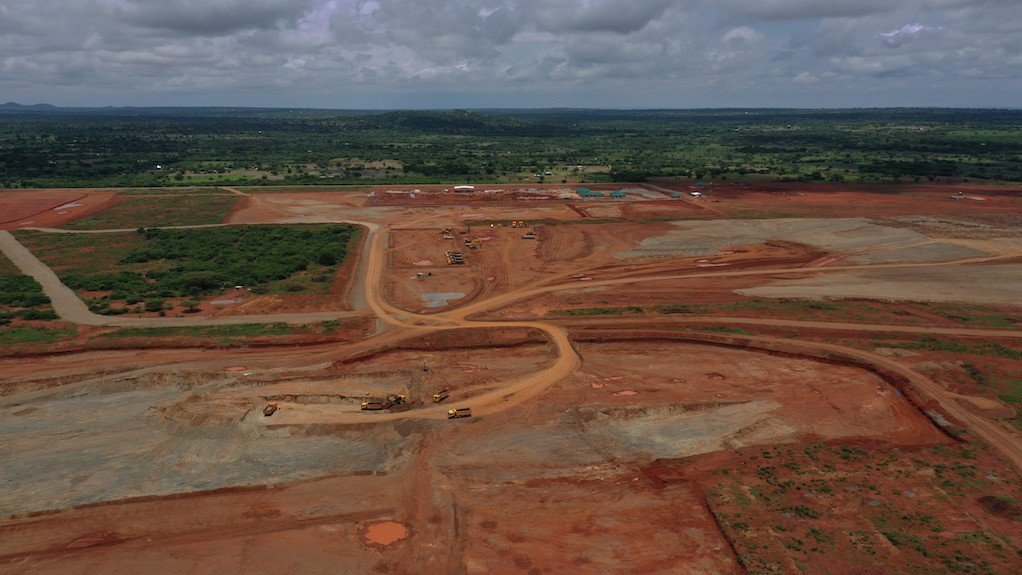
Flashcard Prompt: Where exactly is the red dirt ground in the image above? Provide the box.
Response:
[650,180,1022,219]
[0,190,120,229]
[3,183,1022,574]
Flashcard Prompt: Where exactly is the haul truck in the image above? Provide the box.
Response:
[361,394,407,411]
[447,407,472,419]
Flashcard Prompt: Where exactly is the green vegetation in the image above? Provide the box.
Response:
[553,299,1020,330]
[65,192,239,229]
[884,337,1022,360]
[100,323,297,339]
[2,108,1022,188]
[0,325,76,345]
[699,326,753,335]
[711,443,1022,574]
[996,379,1022,430]
[97,320,352,345]
[16,225,358,315]
[0,253,57,325]
[563,306,644,316]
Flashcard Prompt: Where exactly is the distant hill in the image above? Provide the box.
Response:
[2,102,58,110]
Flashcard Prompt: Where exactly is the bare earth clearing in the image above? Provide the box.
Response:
[1,183,1021,574]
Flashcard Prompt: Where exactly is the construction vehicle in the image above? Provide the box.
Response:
[432,389,449,403]
[521,232,536,240]
[263,402,279,417]
[447,407,472,419]
[446,250,465,265]
[360,394,407,411]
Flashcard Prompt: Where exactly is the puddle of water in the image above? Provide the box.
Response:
[422,292,465,308]
[612,390,638,397]
[364,521,408,546]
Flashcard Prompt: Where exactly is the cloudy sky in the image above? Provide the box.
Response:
[1,0,1020,108]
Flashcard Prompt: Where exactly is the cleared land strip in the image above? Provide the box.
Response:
[555,315,1022,339]
[25,224,245,234]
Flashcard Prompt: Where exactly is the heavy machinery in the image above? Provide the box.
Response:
[263,402,279,417]
[446,250,465,265]
[360,394,407,411]
[447,407,472,419]
[432,389,449,403]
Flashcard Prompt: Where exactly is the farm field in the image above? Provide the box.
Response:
[63,189,240,229]
[1,181,1021,574]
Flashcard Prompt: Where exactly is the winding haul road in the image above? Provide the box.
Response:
[3,217,1022,470]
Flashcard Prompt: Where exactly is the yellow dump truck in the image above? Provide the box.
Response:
[361,394,406,411]
[432,389,449,403]
[447,407,472,419]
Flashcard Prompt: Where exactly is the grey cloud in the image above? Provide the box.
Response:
[111,0,315,34]
[533,0,674,34]
[0,0,1019,107]
[721,0,893,21]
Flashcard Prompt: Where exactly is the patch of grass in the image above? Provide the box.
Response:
[0,325,76,345]
[0,252,21,276]
[886,337,1022,360]
[0,252,57,325]
[700,326,753,335]
[99,322,298,339]
[97,320,352,343]
[64,193,239,229]
[117,187,229,196]
[653,303,698,314]
[562,306,644,316]
[996,379,1022,429]
[0,275,50,309]
[883,530,930,557]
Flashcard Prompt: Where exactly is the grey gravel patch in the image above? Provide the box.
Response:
[422,292,465,308]
[614,218,926,260]
[848,242,987,264]
[737,264,1022,305]
[0,388,412,516]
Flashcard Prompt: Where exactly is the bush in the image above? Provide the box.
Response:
[17,309,58,320]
